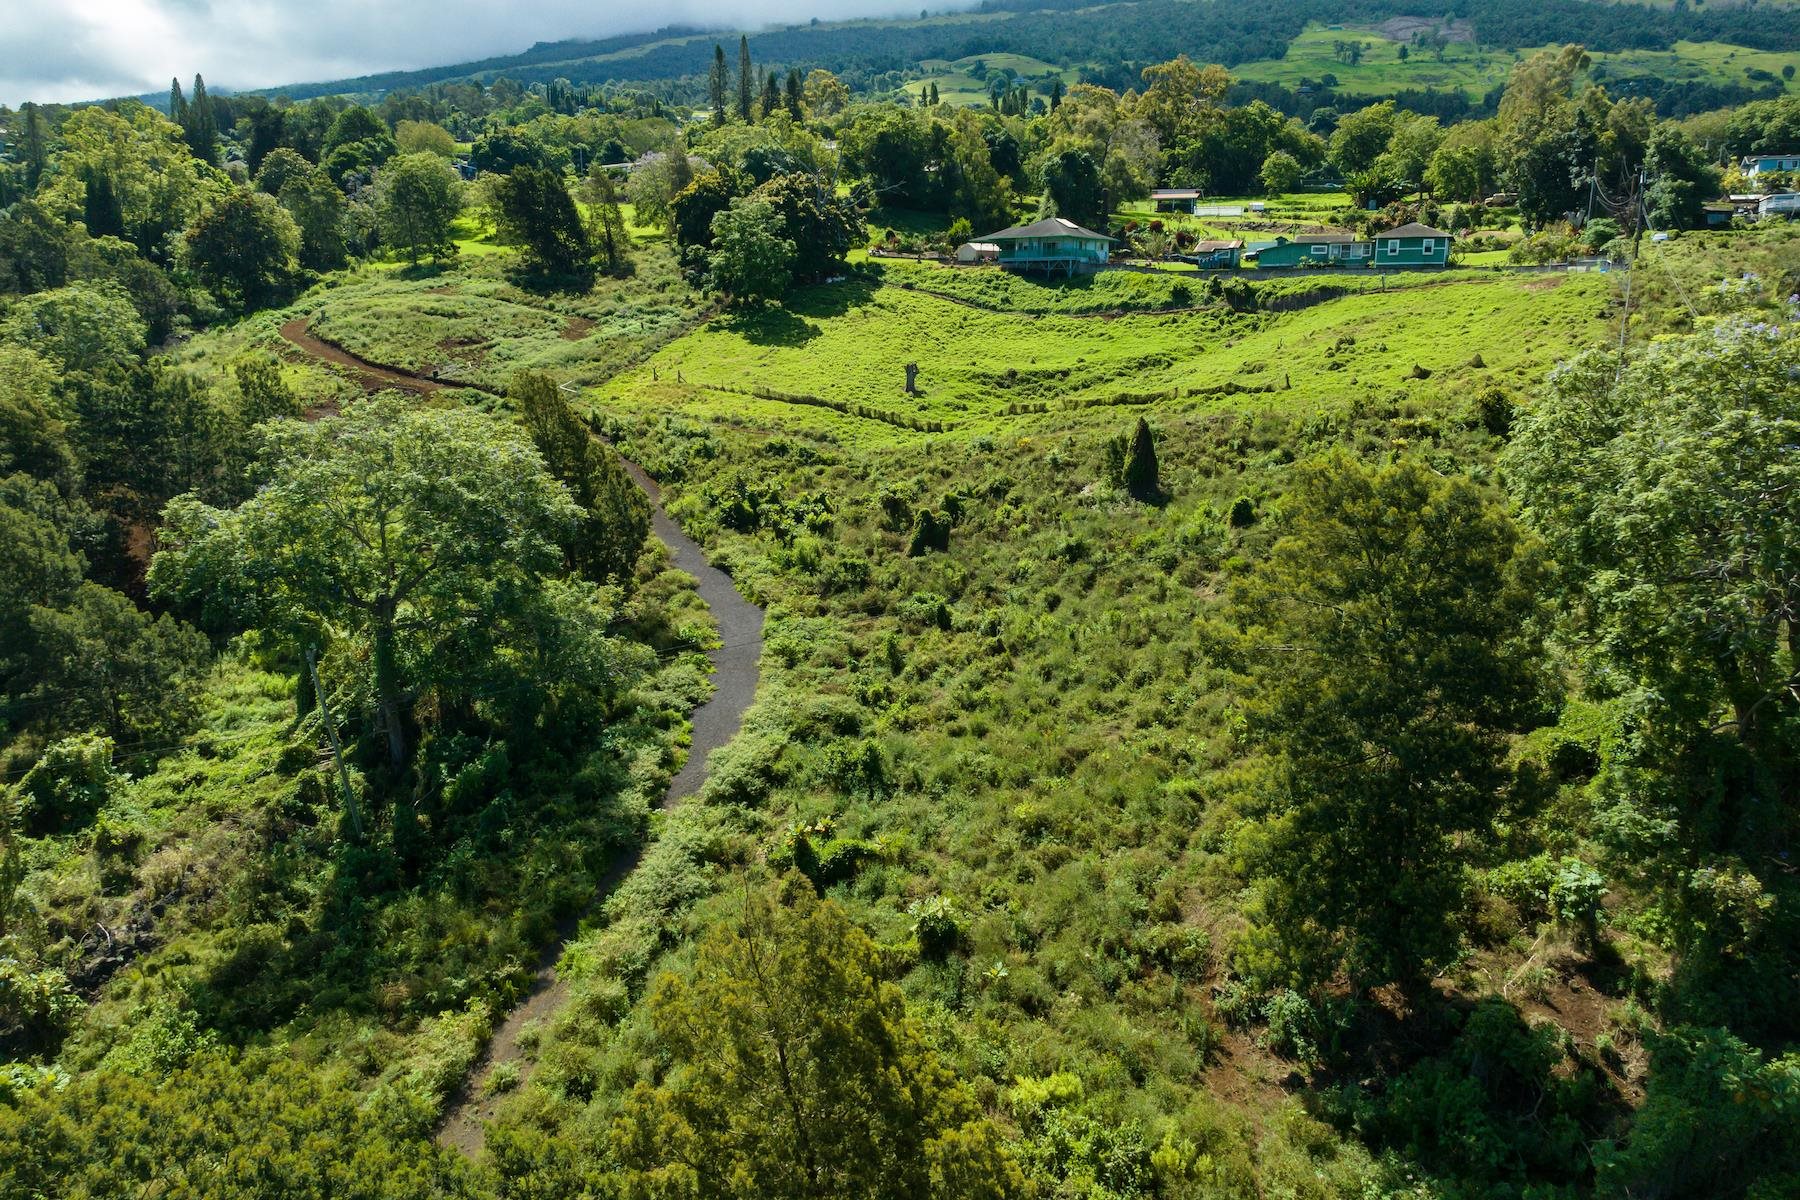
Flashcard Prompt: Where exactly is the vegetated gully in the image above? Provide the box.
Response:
[277,319,766,1156]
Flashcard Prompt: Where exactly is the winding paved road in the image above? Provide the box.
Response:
[277,317,765,1158]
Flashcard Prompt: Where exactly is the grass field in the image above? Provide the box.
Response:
[1230,23,1797,100]
[591,268,1613,444]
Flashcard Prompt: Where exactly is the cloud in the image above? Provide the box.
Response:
[0,0,965,106]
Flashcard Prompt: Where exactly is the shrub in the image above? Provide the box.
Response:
[908,894,965,959]
[16,734,122,835]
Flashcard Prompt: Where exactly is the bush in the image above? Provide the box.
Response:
[908,894,965,959]
[16,734,122,835]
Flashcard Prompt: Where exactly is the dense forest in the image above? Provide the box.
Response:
[1,4,1798,1198]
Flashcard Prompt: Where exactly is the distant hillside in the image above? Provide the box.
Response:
[250,0,1800,101]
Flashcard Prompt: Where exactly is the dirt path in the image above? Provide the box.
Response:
[279,318,455,394]
[277,313,765,1158]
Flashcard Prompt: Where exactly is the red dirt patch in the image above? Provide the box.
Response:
[561,315,596,341]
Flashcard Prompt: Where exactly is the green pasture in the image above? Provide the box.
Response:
[1230,23,1795,100]
[592,269,1613,445]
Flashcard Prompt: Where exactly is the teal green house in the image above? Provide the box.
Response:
[979,216,1114,275]
[1371,222,1451,267]
[1250,233,1371,268]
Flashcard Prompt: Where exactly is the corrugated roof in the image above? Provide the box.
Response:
[1293,233,1362,245]
[1375,222,1452,239]
[979,216,1115,242]
[1194,239,1244,251]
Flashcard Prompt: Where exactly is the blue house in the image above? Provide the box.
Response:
[1743,153,1800,177]
[979,216,1115,276]
[1370,222,1451,268]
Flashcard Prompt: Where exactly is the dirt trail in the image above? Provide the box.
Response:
[277,313,765,1158]
[279,318,451,394]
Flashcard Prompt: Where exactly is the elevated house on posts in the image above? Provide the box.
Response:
[978,216,1115,276]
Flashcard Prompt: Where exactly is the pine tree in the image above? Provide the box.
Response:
[785,69,805,119]
[169,77,187,123]
[737,36,754,122]
[1049,78,1065,110]
[82,171,125,238]
[19,102,47,190]
[1124,417,1160,501]
[760,70,779,120]
[185,74,219,164]
[710,45,728,125]
[928,81,940,106]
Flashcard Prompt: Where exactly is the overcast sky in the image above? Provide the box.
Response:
[1,0,967,106]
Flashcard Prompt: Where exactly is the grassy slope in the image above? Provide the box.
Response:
[1231,22,1797,99]
[477,238,1800,1196]
[594,268,1610,442]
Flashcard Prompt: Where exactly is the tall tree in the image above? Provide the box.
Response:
[510,371,649,584]
[278,170,349,271]
[168,78,187,126]
[184,74,219,165]
[785,69,805,120]
[707,198,794,307]
[19,102,47,191]
[1124,417,1159,501]
[1233,455,1548,993]
[81,171,125,239]
[152,398,615,771]
[612,881,1028,1199]
[183,191,299,309]
[761,69,781,121]
[375,152,460,265]
[578,164,631,275]
[493,166,589,276]
[1504,323,1799,1026]
[737,35,754,123]
[710,44,729,125]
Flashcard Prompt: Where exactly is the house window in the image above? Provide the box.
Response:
[1422,238,1435,253]
[1387,240,1399,256]
[1311,245,1326,255]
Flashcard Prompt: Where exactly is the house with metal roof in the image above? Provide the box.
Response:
[977,216,1115,275]
[1742,153,1800,178]
[1188,239,1245,268]
[1371,222,1451,267]
[1250,232,1372,268]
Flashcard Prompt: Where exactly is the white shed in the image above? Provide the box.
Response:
[956,241,1000,263]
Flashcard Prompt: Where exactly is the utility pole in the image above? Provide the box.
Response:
[307,646,364,840]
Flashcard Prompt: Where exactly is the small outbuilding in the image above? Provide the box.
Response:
[1150,188,1201,213]
[1371,222,1451,267]
[956,241,1000,263]
[1190,239,1244,268]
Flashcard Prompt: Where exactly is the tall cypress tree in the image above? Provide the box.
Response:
[19,102,47,190]
[83,171,125,238]
[760,70,780,120]
[1124,417,1160,501]
[785,69,805,119]
[186,74,219,164]
[737,36,753,122]
[709,45,728,125]
[169,77,188,123]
